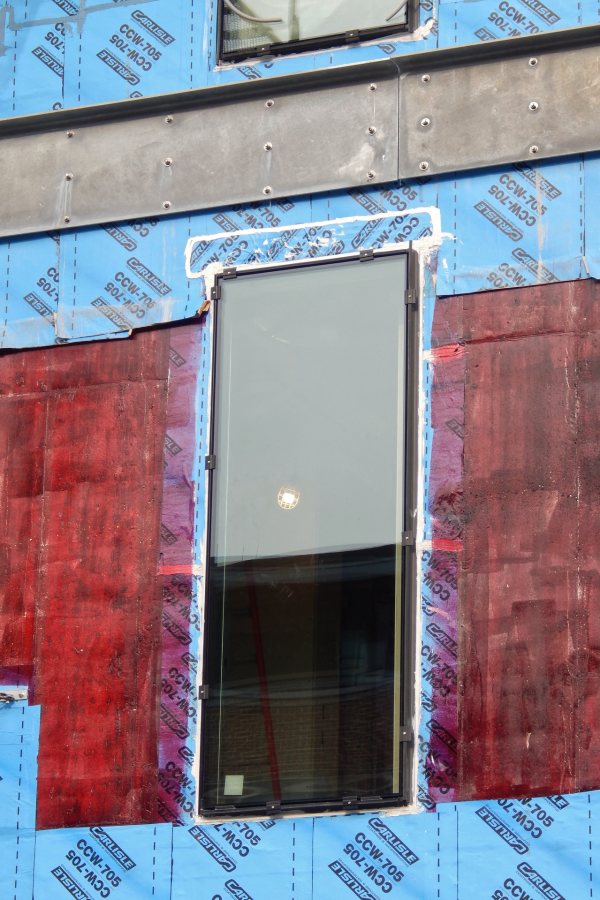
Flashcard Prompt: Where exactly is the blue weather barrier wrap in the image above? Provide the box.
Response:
[0,699,40,900]
[27,792,600,898]
[1,0,599,350]
[1,0,599,118]
[0,154,595,347]
[1,694,598,899]
[33,824,174,900]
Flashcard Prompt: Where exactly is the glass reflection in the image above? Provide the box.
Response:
[204,545,397,806]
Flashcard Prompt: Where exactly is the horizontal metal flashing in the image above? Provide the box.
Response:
[2,24,600,237]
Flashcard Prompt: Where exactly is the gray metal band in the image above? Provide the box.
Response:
[2,24,600,237]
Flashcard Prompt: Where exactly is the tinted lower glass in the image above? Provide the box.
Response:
[221,1,410,58]
[202,255,408,811]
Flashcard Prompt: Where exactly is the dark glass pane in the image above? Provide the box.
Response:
[221,1,409,57]
[203,255,408,811]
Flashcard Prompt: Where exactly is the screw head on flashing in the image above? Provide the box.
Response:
[265,99,274,108]
[368,126,376,135]
[369,83,377,91]
[66,130,74,138]
[165,115,173,123]
[366,171,375,180]
[64,216,71,223]
[529,101,539,111]
[65,172,73,181]
[164,157,173,166]
[263,185,272,195]
[419,160,430,172]
[420,116,431,127]
[421,73,431,83]
[529,144,539,155]
[529,57,538,67]
[163,200,171,209]
[264,142,272,151]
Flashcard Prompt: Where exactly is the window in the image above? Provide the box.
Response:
[200,250,417,816]
[219,0,414,62]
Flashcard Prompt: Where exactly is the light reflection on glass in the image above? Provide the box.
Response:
[277,487,300,510]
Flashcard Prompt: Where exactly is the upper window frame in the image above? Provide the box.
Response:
[217,0,419,64]
[197,246,420,819]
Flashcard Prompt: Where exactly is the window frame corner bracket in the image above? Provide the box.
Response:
[398,724,413,743]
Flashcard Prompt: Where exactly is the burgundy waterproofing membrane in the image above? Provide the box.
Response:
[432,279,600,801]
[3,277,600,830]
[0,328,175,828]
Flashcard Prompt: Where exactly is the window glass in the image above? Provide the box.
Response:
[202,254,410,813]
[221,0,410,59]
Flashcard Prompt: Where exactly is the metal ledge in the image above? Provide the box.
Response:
[3,24,600,237]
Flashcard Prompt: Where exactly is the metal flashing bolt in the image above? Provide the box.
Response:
[419,161,430,172]
[528,57,538,67]
[421,73,431,83]
[368,126,376,135]
[163,200,171,209]
[263,186,272,195]
[65,173,73,181]
[420,117,431,128]
[164,157,173,166]
[66,130,74,138]
[369,83,377,91]
[529,144,539,155]
[529,101,539,111]
[64,216,71,223]
[265,99,274,108]
[165,115,173,123]
[264,142,272,151]
[366,171,375,180]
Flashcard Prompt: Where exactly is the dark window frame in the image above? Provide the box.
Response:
[217,1,419,64]
[199,247,419,818]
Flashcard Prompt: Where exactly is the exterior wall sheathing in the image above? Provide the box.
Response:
[2,0,600,897]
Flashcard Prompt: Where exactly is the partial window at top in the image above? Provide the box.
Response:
[219,0,413,62]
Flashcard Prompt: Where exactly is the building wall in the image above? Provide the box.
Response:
[1,0,600,897]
